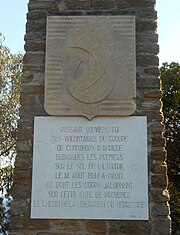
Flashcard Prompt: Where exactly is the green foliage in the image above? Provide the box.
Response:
[160,62,180,234]
[0,34,22,165]
[0,202,5,233]
[0,32,22,234]
[0,33,22,190]
[0,166,14,196]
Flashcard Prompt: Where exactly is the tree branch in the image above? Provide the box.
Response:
[0,142,16,156]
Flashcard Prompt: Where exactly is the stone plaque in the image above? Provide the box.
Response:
[45,16,136,119]
[31,117,148,220]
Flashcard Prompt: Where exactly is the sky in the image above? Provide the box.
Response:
[0,0,180,66]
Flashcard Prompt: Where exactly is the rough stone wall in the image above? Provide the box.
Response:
[11,0,171,234]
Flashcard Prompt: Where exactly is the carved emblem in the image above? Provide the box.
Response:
[45,16,136,119]
[66,47,109,103]
[66,17,114,104]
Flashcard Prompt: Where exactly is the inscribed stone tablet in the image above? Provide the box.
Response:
[31,117,148,220]
[45,16,136,119]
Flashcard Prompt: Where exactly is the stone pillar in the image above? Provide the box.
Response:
[11,0,171,234]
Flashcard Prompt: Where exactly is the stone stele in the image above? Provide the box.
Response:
[45,16,136,120]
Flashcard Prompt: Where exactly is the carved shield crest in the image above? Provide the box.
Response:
[45,16,136,119]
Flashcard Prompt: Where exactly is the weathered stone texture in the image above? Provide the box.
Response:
[11,0,171,234]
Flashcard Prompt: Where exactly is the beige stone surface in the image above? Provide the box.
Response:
[45,16,136,119]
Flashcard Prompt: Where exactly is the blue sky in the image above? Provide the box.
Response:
[0,0,180,66]
[0,0,28,54]
[156,0,180,65]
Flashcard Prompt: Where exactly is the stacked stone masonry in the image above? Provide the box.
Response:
[11,0,171,234]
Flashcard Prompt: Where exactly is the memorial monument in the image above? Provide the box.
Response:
[11,0,171,234]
